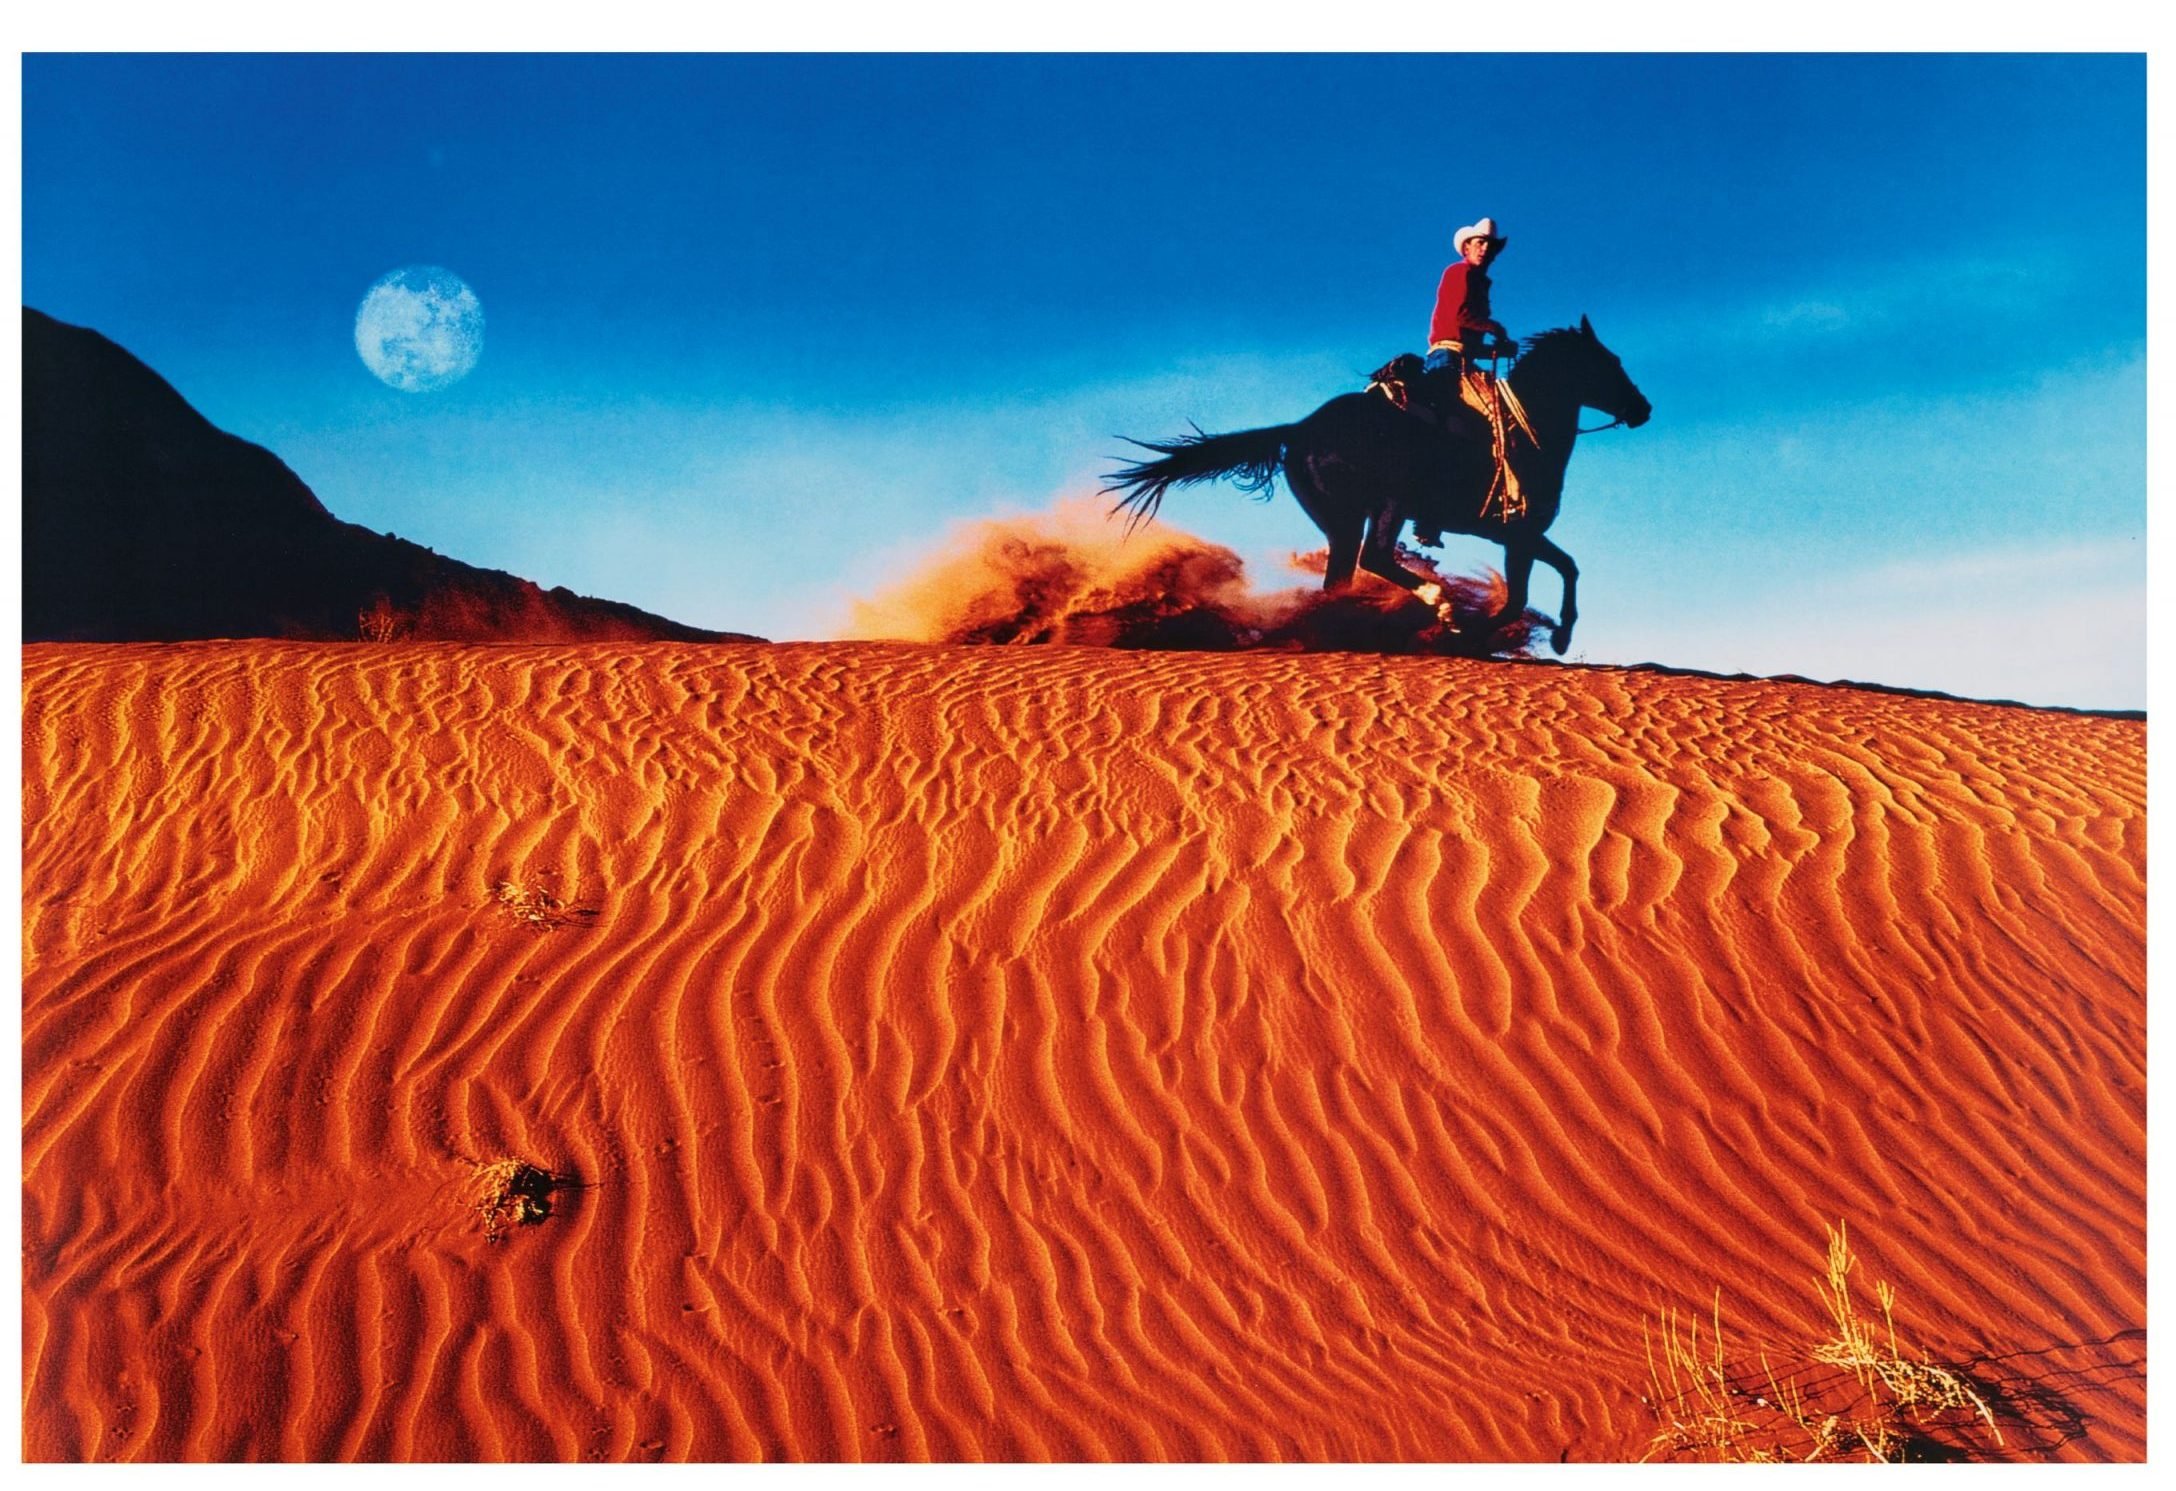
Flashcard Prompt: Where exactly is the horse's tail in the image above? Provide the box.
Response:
[1101,422,1294,533]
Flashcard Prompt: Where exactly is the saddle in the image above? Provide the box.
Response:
[1364,353,1486,429]
[1365,352,1531,525]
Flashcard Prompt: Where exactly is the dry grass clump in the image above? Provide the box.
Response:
[1641,1221,2004,1463]
[1810,1223,2000,1435]
[468,1157,560,1244]
[493,871,597,930]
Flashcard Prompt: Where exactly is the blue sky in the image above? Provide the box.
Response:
[21,53,2146,707]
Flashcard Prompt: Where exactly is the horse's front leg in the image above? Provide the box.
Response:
[1531,536,1579,654]
[1483,542,1535,644]
[1358,498,1457,626]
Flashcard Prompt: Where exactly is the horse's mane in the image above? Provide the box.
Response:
[1516,326,1587,360]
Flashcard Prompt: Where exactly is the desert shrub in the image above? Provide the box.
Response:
[357,596,410,642]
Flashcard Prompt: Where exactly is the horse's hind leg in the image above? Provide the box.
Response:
[1359,497,1457,625]
[1287,453,1363,590]
[1324,525,1362,590]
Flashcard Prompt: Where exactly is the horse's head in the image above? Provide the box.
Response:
[1519,316,1652,429]
[1572,315,1651,427]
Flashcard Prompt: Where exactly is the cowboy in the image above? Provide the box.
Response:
[1415,218,1516,545]
[1426,217,1512,376]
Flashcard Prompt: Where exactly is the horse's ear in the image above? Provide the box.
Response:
[1579,314,1594,338]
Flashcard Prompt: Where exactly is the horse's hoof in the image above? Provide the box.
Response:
[1550,626,1572,655]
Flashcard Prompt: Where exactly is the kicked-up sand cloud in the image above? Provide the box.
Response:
[845,495,1541,655]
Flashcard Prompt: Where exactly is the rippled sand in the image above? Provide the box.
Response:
[21,642,2144,1460]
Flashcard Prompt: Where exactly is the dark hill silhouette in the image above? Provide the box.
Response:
[22,307,760,643]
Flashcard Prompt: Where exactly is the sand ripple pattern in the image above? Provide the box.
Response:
[21,643,2144,1461]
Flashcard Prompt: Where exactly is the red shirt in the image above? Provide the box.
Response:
[1429,261,1500,347]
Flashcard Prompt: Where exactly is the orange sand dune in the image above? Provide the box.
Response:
[21,642,2144,1462]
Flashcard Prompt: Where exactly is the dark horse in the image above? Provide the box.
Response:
[1103,317,1651,654]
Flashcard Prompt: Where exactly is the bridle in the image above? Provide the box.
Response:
[1506,347,1635,436]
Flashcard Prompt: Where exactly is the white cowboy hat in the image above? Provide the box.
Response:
[1453,217,1508,251]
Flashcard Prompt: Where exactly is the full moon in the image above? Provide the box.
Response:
[354,266,484,392]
